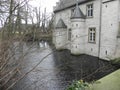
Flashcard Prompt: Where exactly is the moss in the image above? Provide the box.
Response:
[111,58,120,67]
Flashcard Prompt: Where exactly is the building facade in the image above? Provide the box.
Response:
[53,0,120,60]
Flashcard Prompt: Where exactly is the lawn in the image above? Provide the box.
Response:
[89,69,120,90]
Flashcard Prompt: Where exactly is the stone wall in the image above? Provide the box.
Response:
[53,0,120,60]
[53,0,101,56]
[71,19,85,55]
[54,28,67,49]
[84,0,101,57]
[100,0,119,60]
[115,38,120,58]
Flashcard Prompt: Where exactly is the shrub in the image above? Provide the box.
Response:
[66,80,89,90]
[111,58,120,67]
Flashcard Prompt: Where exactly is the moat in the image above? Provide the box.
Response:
[10,40,118,90]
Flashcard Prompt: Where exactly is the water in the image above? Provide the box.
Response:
[8,40,118,90]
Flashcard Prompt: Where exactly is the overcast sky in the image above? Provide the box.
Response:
[0,0,59,27]
[29,0,59,13]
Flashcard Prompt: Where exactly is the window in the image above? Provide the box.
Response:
[68,29,71,41]
[88,28,96,43]
[87,4,93,17]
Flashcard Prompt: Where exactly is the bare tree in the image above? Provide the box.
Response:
[0,1,33,90]
[0,0,55,89]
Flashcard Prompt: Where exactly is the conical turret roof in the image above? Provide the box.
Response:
[56,18,67,29]
[71,2,85,19]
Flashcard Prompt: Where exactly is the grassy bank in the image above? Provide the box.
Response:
[89,69,120,90]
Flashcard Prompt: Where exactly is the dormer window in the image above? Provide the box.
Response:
[87,4,93,17]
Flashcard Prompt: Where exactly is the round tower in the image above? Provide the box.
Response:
[55,18,67,50]
[71,2,85,55]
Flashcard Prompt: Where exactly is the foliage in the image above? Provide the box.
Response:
[111,58,120,67]
[66,80,89,90]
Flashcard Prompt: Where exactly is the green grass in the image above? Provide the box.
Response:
[88,69,120,90]
[111,58,120,66]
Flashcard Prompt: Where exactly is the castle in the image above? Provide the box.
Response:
[52,0,120,60]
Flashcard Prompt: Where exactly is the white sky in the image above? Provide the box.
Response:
[29,0,59,13]
[0,0,59,27]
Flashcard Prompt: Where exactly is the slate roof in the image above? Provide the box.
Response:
[71,2,85,19]
[54,0,93,13]
[56,18,67,29]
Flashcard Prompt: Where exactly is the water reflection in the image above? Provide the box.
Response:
[38,41,48,48]
[11,40,118,90]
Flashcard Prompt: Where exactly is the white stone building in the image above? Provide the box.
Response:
[53,0,120,60]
